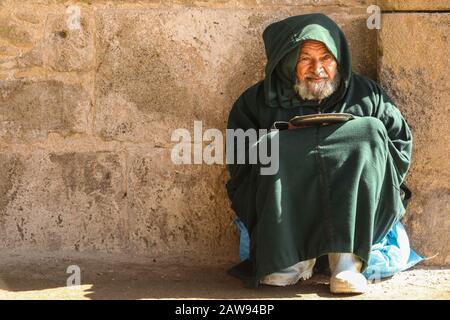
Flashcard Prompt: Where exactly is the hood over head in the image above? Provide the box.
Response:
[262,13,352,109]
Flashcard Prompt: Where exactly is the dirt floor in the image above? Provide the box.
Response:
[0,253,448,300]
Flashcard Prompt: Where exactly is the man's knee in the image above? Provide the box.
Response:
[337,117,388,157]
[351,117,387,144]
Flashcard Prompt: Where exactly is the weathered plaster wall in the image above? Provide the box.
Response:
[0,0,448,265]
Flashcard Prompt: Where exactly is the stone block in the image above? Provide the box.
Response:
[94,8,263,144]
[126,147,237,260]
[0,10,46,70]
[0,151,128,254]
[0,13,35,47]
[0,80,91,142]
[44,10,95,72]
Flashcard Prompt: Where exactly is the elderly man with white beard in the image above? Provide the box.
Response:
[294,40,341,102]
[226,13,414,294]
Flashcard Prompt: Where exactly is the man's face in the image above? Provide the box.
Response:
[295,40,340,101]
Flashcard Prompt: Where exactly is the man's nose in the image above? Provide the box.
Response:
[311,60,324,74]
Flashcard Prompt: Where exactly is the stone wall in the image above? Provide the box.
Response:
[0,0,448,265]
[378,12,450,265]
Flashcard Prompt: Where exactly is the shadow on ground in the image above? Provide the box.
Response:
[0,254,448,300]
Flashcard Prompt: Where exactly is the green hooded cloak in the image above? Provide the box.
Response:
[226,13,412,287]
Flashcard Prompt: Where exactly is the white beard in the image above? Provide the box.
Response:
[294,71,341,101]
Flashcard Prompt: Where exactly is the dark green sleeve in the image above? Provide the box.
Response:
[225,90,260,203]
[373,86,413,186]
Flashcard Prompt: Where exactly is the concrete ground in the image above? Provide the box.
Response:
[0,253,448,300]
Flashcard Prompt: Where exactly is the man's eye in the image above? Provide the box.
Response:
[322,55,332,61]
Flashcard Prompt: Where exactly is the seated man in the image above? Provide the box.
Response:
[225,13,412,294]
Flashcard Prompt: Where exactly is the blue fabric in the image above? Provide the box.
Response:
[363,221,424,279]
[234,218,250,261]
[233,218,423,279]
